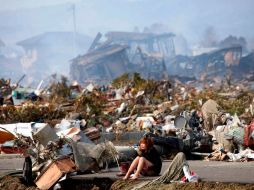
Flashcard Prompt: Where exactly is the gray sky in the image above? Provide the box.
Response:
[0,0,254,47]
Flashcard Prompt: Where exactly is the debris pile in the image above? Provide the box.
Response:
[1,71,254,189]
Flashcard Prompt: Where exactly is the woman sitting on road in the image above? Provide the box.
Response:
[123,136,162,180]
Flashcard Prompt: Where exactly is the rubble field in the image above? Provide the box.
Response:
[1,72,254,190]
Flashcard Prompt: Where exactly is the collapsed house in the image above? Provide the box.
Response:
[234,51,254,78]
[168,46,242,81]
[103,32,175,57]
[70,44,131,84]
[17,32,92,85]
[70,32,175,84]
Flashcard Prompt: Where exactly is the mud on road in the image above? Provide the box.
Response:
[1,175,254,190]
[0,176,38,190]
[111,180,254,190]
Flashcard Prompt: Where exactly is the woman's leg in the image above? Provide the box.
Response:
[131,157,153,180]
[123,156,140,180]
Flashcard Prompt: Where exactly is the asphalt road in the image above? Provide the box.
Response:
[1,155,254,184]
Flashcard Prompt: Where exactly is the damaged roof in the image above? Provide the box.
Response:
[72,44,128,65]
[206,46,242,56]
[17,32,91,48]
[105,31,175,43]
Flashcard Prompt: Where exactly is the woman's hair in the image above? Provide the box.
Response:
[139,136,154,150]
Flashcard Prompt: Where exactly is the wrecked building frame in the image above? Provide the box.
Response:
[70,32,175,84]
[168,46,242,80]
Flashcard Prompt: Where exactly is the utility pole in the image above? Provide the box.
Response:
[71,4,77,55]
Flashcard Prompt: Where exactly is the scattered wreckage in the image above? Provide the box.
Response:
[0,122,119,189]
[1,73,254,189]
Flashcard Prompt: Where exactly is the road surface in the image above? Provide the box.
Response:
[1,155,254,183]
